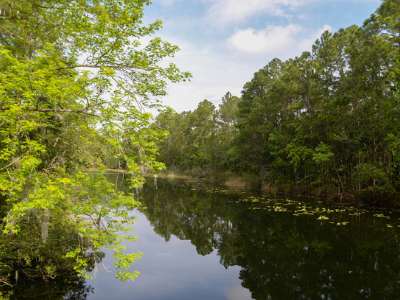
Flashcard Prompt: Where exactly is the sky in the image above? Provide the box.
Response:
[142,0,382,113]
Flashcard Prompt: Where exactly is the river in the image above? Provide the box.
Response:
[9,173,400,299]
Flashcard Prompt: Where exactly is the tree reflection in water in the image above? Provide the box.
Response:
[4,249,106,299]
[4,175,400,299]
[9,274,93,300]
[138,177,400,300]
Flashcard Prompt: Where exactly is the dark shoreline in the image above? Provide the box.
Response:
[95,169,400,209]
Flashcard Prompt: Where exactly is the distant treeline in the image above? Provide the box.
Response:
[150,0,400,202]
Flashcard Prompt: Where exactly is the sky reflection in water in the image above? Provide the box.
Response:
[87,209,252,300]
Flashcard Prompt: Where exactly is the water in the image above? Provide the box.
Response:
[7,174,400,299]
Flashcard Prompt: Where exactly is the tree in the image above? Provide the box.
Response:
[217,92,241,170]
[229,0,400,197]
[0,0,190,286]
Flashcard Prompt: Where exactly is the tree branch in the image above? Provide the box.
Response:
[0,107,98,116]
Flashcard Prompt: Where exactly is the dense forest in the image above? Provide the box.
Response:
[151,0,400,203]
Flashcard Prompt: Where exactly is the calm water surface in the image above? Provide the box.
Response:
[9,174,400,299]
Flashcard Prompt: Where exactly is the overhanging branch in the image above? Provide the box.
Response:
[0,107,98,117]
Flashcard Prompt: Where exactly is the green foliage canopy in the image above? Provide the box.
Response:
[0,0,190,285]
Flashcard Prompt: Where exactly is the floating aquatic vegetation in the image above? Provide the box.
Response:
[374,214,388,218]
[335,222,349,226]
[195,184,400,231]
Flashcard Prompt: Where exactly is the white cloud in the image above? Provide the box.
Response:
[160,83,242,112]
[151,23,337,113]
[227,24,302,54]
[143,35,253,112]
[203,0,316,24]
[155,44,248,112]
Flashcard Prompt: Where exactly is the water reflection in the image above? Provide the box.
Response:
[5,249,105,299]
[5,174,400,299]
[138,177,400,300]
[8,273,93,300]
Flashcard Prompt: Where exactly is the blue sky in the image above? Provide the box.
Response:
[142,0,382,112]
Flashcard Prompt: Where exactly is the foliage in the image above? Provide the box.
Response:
[152,92,241,173]
[0,0,190,286]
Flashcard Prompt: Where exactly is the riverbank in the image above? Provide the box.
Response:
[158,168,400,208]
[86,168,400,207]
